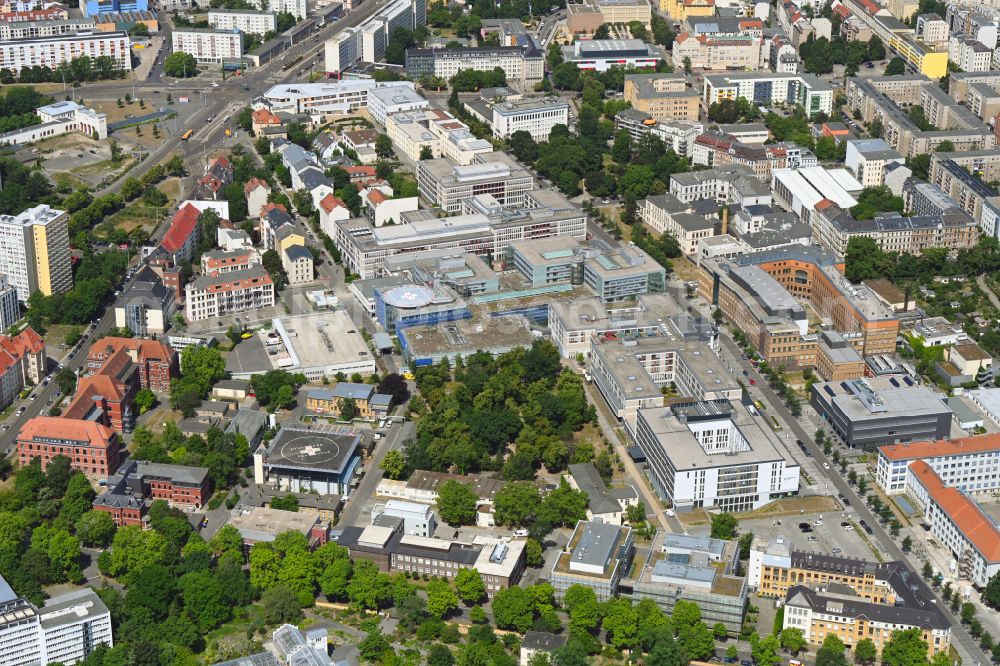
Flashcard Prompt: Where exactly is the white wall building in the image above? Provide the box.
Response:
[248,0,306,19]
[491,96,569,142]
[876,433,1000,497]
[0,204,72,302]
[0,30,130,74]
[208,9,277,34]
[366,83,428,126]
[845,139,905,188]
[184,266,276,322]
[0,100,107,147]
[634,400,800,512]
[0,275,18,333]
[373,499,437,536]
[261,80,416,116]
[172,28,243,63]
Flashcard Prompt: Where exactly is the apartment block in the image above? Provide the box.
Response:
[634,399,800,512]
[171,28,242,63]
[184,266,276,322]
[845,139,904,187]
[385,108,492,165]
[323,0,425,71]
[0,29,129,73]
[405,44,544,88]
[0,18,95,40]
[670,165,772,207]
[18,416,120,478]
[703,72,833,117]
[490,96,569,142]
[845,76,995,158]
[948,33,992,72]
[623,73,700,122]
[247,0,305,18]
[416,151,534,214]
[0,275,18,332]
[207,8,276,34]
[0,204,72,302]
[672,33,767,71]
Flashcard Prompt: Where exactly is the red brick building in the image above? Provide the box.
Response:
[92,459,211,526]
[17,417,120,479]
[86,337,179,393]
[65,345,138,432]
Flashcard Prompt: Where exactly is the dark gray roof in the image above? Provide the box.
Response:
[786,584,949,630]
[284,244,314,262]
[521,632,568,651]
[299,166,334,191]
[568,462,621,515]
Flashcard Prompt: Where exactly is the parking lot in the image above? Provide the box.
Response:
[739,506,882,562]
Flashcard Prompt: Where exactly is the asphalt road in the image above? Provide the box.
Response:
[94,0,392,199]
[338,421,413,528]
[718,334,982,664]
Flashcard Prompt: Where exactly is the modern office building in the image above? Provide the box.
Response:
[589,335,741,431]
[508,236,665,303]
[261,80,417,115]
[372,499,437,537]
[416,152,534,213]
[335,190,585,279]
[631,531,748,633]
[385,108,493,165]
[702,72,833,117]
[549,520,635,602]
[17,416,120,479]
[623,73,700,121]
[560,38,660,71]
[634,399,800,512]
[404,43,544,87]
[810,376,952,450]
[697,247,899,370]
[184,266,275,322]
[113,267,176,337]
[490,96,569,142]
[207,8,276,34]
[0,204,72,303]
[171,28,242,63]
[0,577,113,666]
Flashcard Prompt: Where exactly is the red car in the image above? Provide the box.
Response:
[749,378,756,386]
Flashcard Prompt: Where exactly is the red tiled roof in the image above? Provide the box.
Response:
[18,416,115,445]
[880,433,1000,462]
[344,166,377,178]
[367,190,388,206]
[161,204,201,253]
[210,155,231,169]
[260,202,288,216]
[909,461,1000,561]
[320,193,347,213]
[89,337,177,365]
[814,199,835,210]
[675,32,690,43]
[0,327,44,357]
[244,177,269,195]
[252,109,282,126]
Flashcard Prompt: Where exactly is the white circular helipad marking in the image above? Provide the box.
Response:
[278,433,341,465]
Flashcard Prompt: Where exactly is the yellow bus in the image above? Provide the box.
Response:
[181,129,194,141]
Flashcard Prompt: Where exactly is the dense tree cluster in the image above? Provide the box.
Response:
[799,35,885,75]
[0,87,50,134]
[26,249,128,332]
[404,340,595,479]
[450,67,507,92]
[250,370,307,411]
[170,345,227,417]
[130,421,249,491]
[0,157,61,215]
[849,186,905,221]
[0,55,124,85]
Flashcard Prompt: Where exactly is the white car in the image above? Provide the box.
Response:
[823,462,830,470]
[211,82,220,87]
[665,508,676,517]
[813,520,823,526]
[513,529,529,537]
